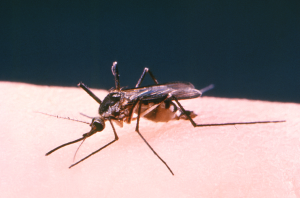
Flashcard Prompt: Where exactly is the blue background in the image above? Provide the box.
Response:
[1,0,299,102]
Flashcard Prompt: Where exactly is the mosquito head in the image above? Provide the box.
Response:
[90,117,106,132]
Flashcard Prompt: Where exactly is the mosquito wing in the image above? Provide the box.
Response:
[122,82,202,102]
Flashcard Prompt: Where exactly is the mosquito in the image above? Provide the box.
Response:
[43,62,285,175]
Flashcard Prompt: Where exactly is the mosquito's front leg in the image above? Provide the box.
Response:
[78,82,102,105]
[69,118,119,168]
[135,67,159,88]
[135,98,174,175]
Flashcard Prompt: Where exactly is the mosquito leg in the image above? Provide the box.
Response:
[135,67,159,88]
[46,137,85,156]
[127,98,139,124]
[69,118,119,168]
[127,94,171,123]
[111,61,120,91]
[172,96,285,127]
[78,82,102,105]
[135,99,174,175]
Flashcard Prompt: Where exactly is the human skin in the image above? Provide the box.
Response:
[1,82,299,198]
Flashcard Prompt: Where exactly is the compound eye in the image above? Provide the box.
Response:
[92,118,105,132]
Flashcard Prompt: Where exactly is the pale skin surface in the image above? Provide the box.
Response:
[1,81,300,198]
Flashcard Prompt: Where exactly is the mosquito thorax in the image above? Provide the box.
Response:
[98,92,123,116]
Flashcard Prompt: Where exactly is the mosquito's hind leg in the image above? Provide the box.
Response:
[135,67,159,88]
[171,96,285,127]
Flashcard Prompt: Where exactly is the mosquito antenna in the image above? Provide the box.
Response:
[73,138,86,161]
[78,82,102,105]
[199,84,214,94]
[111,61,120,91]
[35,111,90,125]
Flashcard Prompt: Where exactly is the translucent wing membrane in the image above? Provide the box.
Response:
[123,82,202,102]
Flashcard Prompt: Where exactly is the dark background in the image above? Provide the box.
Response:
[1,0,299,102]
